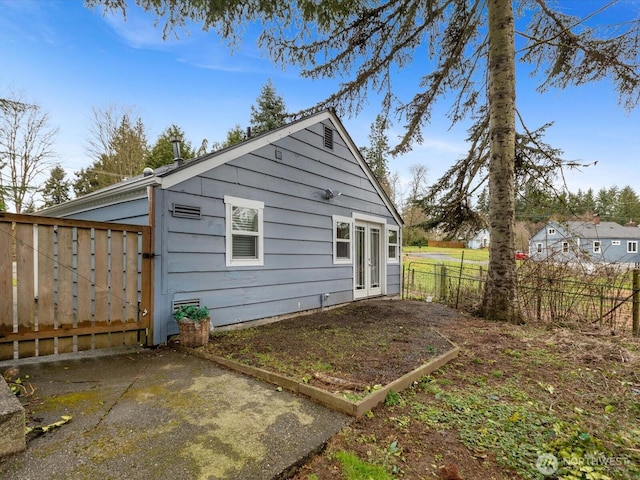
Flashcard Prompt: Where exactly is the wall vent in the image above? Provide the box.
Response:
[323,125,334,150]
[173,298,201,311]
[172,203,201,219]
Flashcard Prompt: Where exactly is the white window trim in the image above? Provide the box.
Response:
[386,225,400,264]
[548,228,556,235]
[224,195,264,267]
[593,241,601,253]
[628,241,638,253]
[612,240,621,246]
[332,215,353,265]
[536,243,543,253]
[562,241,569,253]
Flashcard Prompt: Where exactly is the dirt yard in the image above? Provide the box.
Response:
[205,300,456,394]
[205,299,640,479]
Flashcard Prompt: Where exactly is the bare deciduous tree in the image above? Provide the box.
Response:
[0,95,58,213]
[74,105,148,196]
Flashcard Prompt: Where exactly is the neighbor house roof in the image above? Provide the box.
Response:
[561,221,640,240]
[38,110,403,225]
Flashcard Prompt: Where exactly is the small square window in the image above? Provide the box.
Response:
[548,228,556,235]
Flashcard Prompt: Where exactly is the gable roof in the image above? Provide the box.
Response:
[39,110,403,225]
[553,220,640,240]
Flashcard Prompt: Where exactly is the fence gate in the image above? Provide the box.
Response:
[0,212,153,361]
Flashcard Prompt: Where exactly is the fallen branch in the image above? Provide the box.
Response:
[312,372,364,390]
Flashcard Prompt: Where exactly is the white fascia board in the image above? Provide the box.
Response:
[159,111,334,190]
[36,176,160,218]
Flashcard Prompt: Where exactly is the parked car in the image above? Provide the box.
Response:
[515,251,529,260]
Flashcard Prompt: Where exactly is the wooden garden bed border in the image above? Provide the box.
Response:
[178,330,460,417]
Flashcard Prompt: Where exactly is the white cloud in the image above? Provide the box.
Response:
[101,5,186,50]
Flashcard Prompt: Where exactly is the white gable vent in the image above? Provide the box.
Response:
[172,203,201,219]
[323,125,334,150]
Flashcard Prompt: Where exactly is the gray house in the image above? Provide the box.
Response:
[40,110,403,345]
[529,217,640,266]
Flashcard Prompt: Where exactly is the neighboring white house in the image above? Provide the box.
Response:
[467,228,490,249]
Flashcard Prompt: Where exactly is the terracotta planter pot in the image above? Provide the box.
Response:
[177,319,210,347]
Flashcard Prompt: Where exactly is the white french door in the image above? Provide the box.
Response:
[354,221,383,299]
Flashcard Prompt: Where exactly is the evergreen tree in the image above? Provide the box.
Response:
[581,188,597,215]
[595,186,619,220]
[361,114,392,201]
[74,112,148,197]
[41,165,71,207]
[222,125,246,148]
[249,80,287,136]
[146,125,195,169]
[613,186,640,224]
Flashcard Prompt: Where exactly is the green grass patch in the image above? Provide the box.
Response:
[334,450,394,480]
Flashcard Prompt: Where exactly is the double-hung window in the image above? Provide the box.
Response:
[593,241,601,253]
[332,215,352,264]
[224,196,264,267]
[387,226,399,263]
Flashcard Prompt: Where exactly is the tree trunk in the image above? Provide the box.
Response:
[481,0,522,323]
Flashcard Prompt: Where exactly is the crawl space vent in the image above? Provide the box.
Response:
[173,299,201,311]
[172,204,201,219]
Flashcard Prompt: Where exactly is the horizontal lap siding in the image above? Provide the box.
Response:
[158,119,400,334]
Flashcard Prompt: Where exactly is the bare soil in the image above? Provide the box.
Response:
[206,299,455,393]
[205,299,640,479]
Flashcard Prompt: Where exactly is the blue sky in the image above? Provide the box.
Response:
[1,0,639,204]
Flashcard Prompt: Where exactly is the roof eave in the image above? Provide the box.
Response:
[36,176,161,218]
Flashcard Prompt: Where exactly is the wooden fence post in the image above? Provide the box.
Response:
[633,269,639,337]
[440,266,447,301]
[599,285,604,330]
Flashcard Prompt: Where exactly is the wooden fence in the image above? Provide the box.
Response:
[0,212,153,360]
[427,240,466,249]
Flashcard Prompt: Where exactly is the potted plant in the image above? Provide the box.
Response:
[173,305,211,347]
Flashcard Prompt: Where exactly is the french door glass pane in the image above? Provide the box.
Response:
[355,226,365,290]
[370,228,380,288]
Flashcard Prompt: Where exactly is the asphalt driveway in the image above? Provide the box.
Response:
[0,347,350,480]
